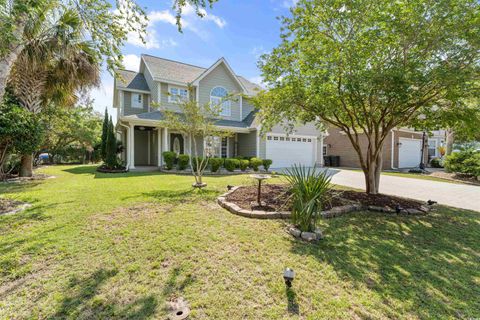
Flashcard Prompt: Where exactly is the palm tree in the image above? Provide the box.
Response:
[8,7,100,176]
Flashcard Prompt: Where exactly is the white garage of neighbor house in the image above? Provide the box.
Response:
[398,138,423,168]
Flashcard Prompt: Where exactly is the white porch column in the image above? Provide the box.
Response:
[157,127,162,166]
[129,124,135,169]
[163,127,169,153]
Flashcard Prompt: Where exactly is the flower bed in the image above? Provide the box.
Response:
[218,184,431,221]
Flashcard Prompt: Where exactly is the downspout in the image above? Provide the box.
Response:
[390,129,396,170]
[118,122,130,169]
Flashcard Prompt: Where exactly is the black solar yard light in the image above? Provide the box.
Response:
[283,268,295,287]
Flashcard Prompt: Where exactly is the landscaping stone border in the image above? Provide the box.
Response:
[217,186,433,220]
[217,186,291,219]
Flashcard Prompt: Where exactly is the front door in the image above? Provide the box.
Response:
[170,133,184,155]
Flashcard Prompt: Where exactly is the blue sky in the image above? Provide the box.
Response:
[90,0,297,119]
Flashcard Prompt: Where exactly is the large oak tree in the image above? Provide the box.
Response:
[254,0,479,194]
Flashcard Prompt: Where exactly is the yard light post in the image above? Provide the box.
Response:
[283,268,295,287]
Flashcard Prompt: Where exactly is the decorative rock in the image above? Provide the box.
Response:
[368,205,385,212]
[314,228,324,240]
[301,231,317,242]
[419,205,431,213]
[383,206,395,213]
[288,226,301,238]
[407,208,424,215]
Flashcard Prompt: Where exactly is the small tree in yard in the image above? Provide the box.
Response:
[101,108,109,161]
[254,0,479,194]
[104,116,118,169]
[160,88,233,188]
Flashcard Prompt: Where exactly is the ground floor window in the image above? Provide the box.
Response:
[204,136,228,158]
[428,139,437,158]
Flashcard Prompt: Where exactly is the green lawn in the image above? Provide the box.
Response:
[0,165,479,319]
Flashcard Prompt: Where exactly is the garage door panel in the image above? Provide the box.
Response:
[399,138,421,168]
[266,135,315,168]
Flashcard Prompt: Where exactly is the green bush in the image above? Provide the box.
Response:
[262,159,273,171]
[209,157,223,173]
[177,154,190,170]
[162,151,176,170]
[249,157,263,171]
[224,158,239,172]
[430,157,443,168]
[285,165,332,232]
[239,159,249,171]
[192,157,208,172]
[444,149,480,176]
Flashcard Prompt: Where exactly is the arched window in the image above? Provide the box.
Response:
[210,86,231,116]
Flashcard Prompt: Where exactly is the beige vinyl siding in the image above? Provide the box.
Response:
[242,98,256,120]
[198,63,242,121]
[237,131,257,157]
[190,135,204,157]
[123,91,149,116]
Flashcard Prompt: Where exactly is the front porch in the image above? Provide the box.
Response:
[117,121,257,170]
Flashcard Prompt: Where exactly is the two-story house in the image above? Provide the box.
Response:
[113,54,325,170]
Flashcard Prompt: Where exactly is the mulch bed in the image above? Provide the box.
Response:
[0,198,27,215]
[336,190,424,210]
[226,184,424,212]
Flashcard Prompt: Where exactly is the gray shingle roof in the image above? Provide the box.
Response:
[116,70,150,91]
[142,55,205,84]
[123,110,257,129]
[141,54,262,96]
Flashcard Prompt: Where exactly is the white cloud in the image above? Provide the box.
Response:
[249,76,266,88]
[125,4,227,46]
[122,54,140,71]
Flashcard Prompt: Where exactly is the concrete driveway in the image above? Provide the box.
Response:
[277,168,480,211]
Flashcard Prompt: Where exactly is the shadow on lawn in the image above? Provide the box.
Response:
[51,269,158,319]
[290,208,480,318]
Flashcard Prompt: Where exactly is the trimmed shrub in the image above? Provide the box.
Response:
[224,158,239,172]
[249,157,263,171]
[210,157,223,173]
[239,159,249,171]
[430,157,443,168]
[192,157,208,172]
[177,154,190,170]
[444,149,480,176]
[285,165,332,232]
[162,151,176,170]
[262,159,273,171]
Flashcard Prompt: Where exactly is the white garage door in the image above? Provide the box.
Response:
[266,134,316,168]
[399,138,422,168]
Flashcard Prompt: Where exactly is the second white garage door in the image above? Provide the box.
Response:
[398,138,422,168]
[266,134,316,168]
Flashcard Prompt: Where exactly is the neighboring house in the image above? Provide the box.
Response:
[323,127,430,169]
[113,54,324,169]
[427,130,447,160]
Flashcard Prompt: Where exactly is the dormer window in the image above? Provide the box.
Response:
[210,86,231,116]
[168,86,189,103]
[131,93,143,109]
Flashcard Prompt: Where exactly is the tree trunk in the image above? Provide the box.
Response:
[19,153,33,177]
[0,14,27,102]
[446,130,455,155]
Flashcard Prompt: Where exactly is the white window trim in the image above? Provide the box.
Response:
[428,139,438,157]
[210,86,231,117]
[131,93,143,109]
[168,84,189,103]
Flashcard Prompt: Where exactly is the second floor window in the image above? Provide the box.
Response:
[169,87,188,103]
[210,86,231,117]
[131,93,143,109]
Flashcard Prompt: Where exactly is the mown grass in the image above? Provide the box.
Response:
[0,165,479,319]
